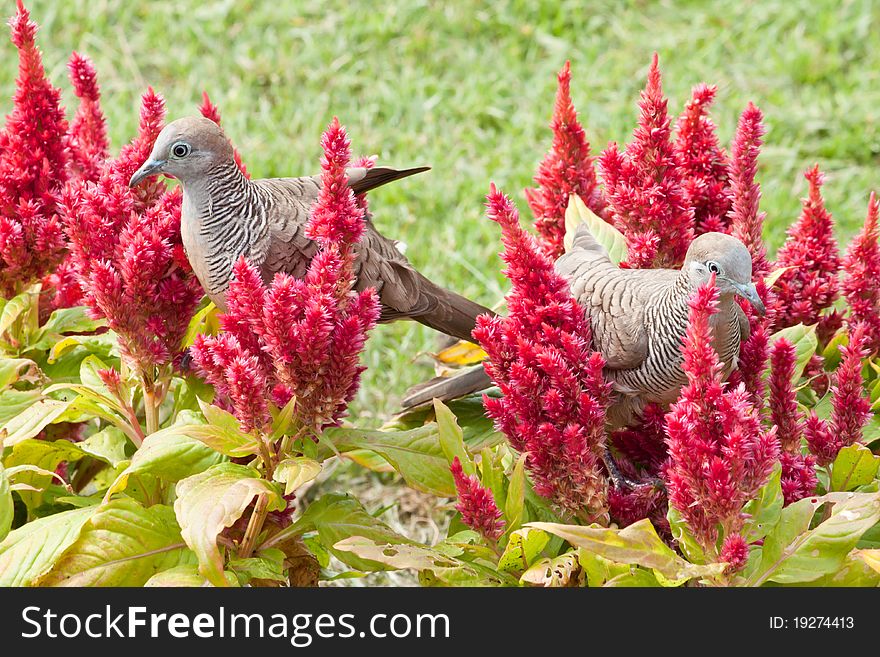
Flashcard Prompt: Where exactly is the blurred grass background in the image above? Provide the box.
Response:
[2,0,878,421]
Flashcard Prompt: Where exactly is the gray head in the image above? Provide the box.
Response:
[129,116,235,188]
[683,232,765,314]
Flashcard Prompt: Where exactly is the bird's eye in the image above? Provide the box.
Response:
[707,261,721,274]
[171,142,191,158]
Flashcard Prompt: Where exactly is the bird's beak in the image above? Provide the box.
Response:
[129,159,166,188]
[733,280,766,316]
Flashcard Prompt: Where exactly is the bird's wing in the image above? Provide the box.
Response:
[735,302,751,341]
[557,242,678,370]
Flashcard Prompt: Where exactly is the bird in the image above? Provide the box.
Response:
[128,116,492,343]
[402,224,765,429]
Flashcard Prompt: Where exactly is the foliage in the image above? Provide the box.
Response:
[1,2,880,589]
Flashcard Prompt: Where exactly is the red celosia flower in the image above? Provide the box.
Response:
[66,51,109,183]
[720,534,749,572]
[599,54,694,268]
[768,338,803,451]
[804,323,871,465]
[726,102,769,279]
[729,314,769,408]
[664,274,779,553]
[780,451,817,507]
[674,84,731,235]
[61,90,202,376]
[773,166,841,330]
[450,457,505,541]
[191,119,380,433]
[473,184,611,521]
[0,0,69,296]
[525,61,609,259]
[841,193,880,352]
[198,92,249,179]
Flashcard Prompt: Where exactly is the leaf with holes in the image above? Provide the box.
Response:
[497,527,549,573]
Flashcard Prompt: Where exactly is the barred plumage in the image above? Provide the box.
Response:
[133,116,492,343]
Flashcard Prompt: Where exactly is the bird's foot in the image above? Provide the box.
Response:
[602,447,665,491]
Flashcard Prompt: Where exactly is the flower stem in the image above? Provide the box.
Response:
[240,494,271,559]
[143,386,159,435]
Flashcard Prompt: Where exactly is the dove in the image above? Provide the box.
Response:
[402,225,765,429]
[129,116,491,343]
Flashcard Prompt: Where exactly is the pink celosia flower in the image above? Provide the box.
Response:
[525,61,609,258]
[773,166,841,330]
[726,102,769,279]
[674,84,731,235]
[472,184,611,521]
[450,457,505,541]
[841,193,880,352]
[804,323,871,465]
[65,51,109,183]
[198,92,249,179]
[720,534,749,572]
[664,274,779,553]
[61,90,202,376]
[728,315,769,408]
[0,0,68,296]
[599,53,694,268]
[191,119,380,433]
[768,338,803,452]
[780,451,817,506]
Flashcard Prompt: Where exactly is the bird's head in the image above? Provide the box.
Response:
[129,116,234,188]
[683,232,765,315]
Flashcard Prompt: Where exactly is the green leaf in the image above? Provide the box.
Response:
[563,194,627,264]
[144,564,237,587]
[30,307,107,350]
[174,423,259,458]
[855,548,880,575]
[0,289,34,337]
[35,499,194,586]
[497,527,549,573]
[228,549,287,585]
[503,453,527,534]
[434,399,473,475]
[181,300,218,349]
[0,506,96,586]
[3,439,85,511]
[0,463,12,542]
[821,330,848,371]
[742,461,784,543]
[520,551,581,587]
[106,426,226,498]
[579,549,631,587]
[79,427,130,468]
[326,425,454,496]
[528,519,726,583]
[0,357,38,390]
[288,493,413,572]
[0,398,74,448]
[830,444,880,491]
[770,324,818,381]
[604,568,662,587]
[666,506,708,564]
[751,492,880,585]
[269,394,298,440]
[273,457,322,496]
[174,463,284,586]
[0,389,40,426]
[765,267,792,289]
[334,536,513,586]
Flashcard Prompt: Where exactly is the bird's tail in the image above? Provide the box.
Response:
[401,364,493,408]
[411,275,494,344]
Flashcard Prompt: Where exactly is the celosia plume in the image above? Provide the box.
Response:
[61,90,202,375]
[773,166,841,330]
[450,457,505,541]
[726,102,768,279]
[841,193,880,351]
[674,84,731,234]
[599,53,694,268]
[66,51,109,183]
[768,338,803,451]
[473,184,611,520]
[525,61,608,258]
[191,119,380,433]
[664,274,779,555]
[804,323,872,465]
[0,0,69,296]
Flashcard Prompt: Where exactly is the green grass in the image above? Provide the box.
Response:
[2,0,879,421]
